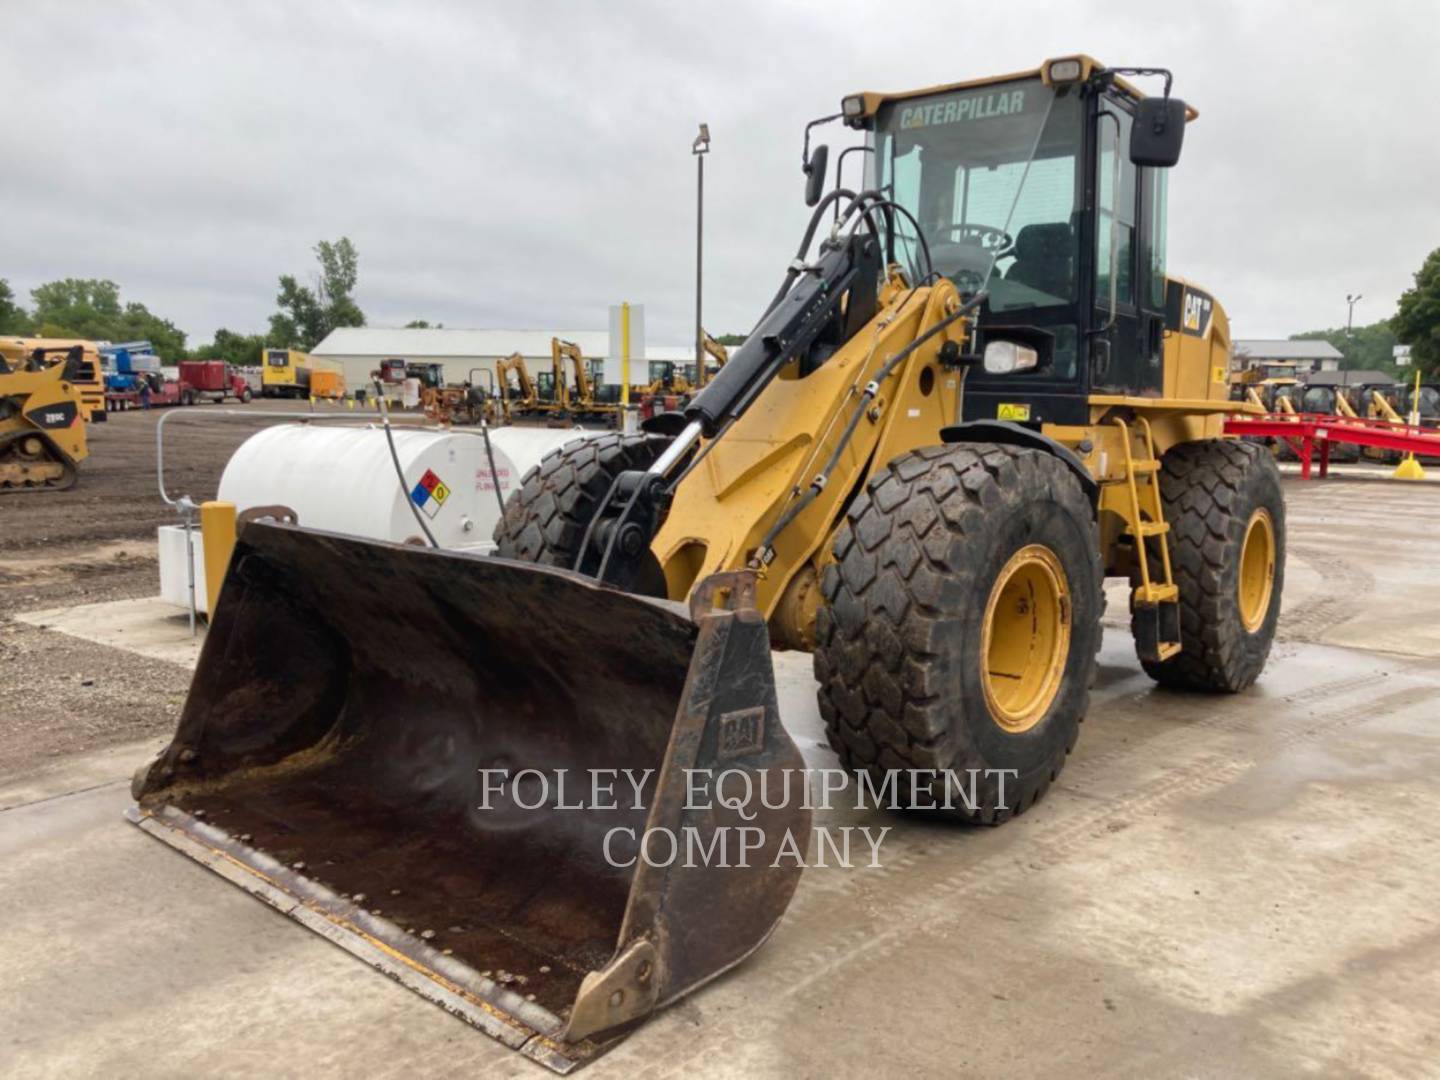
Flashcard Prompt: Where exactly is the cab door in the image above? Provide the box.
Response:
[1091,96,1164,396]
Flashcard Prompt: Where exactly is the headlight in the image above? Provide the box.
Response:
[841,94,865,119]
[1047,58,1083,84]
[983,341,1039,375]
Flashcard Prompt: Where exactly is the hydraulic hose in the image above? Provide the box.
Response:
[760,187,859,318]
[374,378,440,549]
[478,418,507,518]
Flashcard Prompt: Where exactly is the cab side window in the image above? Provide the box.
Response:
[1095,105,1136,309]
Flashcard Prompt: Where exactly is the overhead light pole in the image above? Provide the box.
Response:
[693,123,711,382]
[1343,293,1363,376]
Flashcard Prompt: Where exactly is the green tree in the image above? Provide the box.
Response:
[29,278,123,338]
[27,277,187,360]
[716,333,746,346]
[269,237,366,351]
[1,279,32,334]
[405,319,443,328]
[268,275,325,350]
[191,328,268,367]
[1392,247,1440,377]
[1290,320,1400,375]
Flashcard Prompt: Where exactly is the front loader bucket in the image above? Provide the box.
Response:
[129,524,809,1072]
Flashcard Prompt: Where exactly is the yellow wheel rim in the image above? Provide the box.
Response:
[981,544,1072,734]
[1238,507,1276,632]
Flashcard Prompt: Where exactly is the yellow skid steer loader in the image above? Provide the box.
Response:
[0,345,90,492]
[132,56,1284,1070]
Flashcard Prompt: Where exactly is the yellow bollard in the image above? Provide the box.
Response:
[1394,455,1425,480]
[1394,371,1428,480]
[199,501,238,617]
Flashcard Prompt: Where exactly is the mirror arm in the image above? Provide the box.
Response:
[1103,66,1174,99]
[802,112,842,170]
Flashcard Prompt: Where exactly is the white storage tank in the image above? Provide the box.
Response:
[216,424,592,548]
[158,423,597,615]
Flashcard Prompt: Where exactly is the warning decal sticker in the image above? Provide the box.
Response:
[410,468,451,519]
[996,402,1031,422]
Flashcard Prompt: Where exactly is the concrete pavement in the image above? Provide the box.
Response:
[3,474,1439,1078]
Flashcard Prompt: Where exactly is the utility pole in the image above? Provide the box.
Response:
[1343,293,1363,376]
[1346,293,1362,338]
[693,123,711,381]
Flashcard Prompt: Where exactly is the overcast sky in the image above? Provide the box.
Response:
[4,0,1438,346]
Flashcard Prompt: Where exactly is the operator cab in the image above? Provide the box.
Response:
[1400,382,1440,423]
[836,56,1189,425]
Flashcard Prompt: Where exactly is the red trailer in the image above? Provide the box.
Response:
[105,364,257,411]
[105,374,187,410]
[179,360,254,403]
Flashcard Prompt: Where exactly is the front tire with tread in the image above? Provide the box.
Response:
[493,432,667,566]
[815,444,1104,825]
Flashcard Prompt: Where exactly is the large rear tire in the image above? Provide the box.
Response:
[493,432,668,566]
[1135,438,1285,691]
[815,444,1103,824]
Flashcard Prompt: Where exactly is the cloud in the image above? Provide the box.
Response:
[3,0,1437,345]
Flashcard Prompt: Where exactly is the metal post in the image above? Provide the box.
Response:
[621,302,631,409]
[696,151,704,375]
[693,123,711,382]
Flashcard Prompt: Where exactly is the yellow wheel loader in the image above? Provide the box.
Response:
[131,56,1283,1069]
[0,345,90,492]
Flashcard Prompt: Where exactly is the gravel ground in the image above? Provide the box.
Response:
[0,400,303,784]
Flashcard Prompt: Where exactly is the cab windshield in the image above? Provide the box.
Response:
[875,78,1083,314]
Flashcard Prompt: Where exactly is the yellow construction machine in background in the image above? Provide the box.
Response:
[1,345,90,491]
[1,337,106,422]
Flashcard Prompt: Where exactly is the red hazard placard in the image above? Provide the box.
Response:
[419,468,440,493]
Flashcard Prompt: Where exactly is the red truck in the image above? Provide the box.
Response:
[178,360,254,403]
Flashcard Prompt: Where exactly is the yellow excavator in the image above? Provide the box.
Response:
[696,329,729,389]
[1,344,90,491]
[497,350,542,419]
[553,336,599,414]
[132,56,1284,1070]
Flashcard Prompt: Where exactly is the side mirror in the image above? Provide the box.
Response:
[804,143,829,207]
[983,340,1039,375]
[1130,97,1187,167]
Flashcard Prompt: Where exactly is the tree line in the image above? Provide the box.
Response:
[5,241,1438,376]
[0,237,379,367]
[1284,247,1439,378]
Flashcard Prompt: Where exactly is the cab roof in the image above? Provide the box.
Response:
[842,55,1198,127]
